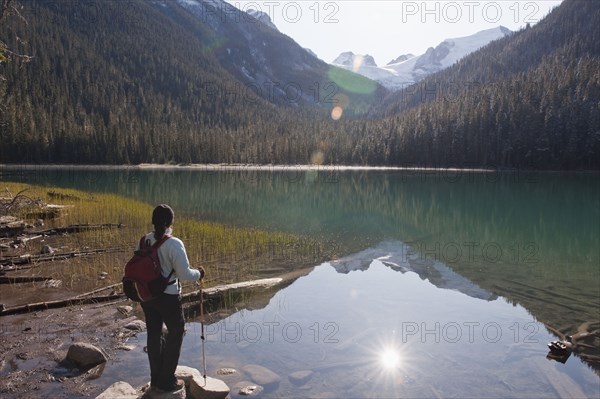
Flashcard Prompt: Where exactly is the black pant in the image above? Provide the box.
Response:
[141,293,185,389]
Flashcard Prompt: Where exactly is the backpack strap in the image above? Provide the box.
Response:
[139,234,170,248]
[146,234,170,248]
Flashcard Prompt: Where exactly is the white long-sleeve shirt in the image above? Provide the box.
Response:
[139,233,202,295]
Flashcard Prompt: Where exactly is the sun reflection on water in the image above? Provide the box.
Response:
[380,347,401,370]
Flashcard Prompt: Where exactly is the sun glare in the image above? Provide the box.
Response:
[380,348,401,370]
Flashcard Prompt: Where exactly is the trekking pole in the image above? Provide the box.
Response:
[199,279,207,386]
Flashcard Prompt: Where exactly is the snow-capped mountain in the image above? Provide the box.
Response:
[332,26,512,90]
[387,54,415,65]
[331,51,397,81]
[333,52,378,68]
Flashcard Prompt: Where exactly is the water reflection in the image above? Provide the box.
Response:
[2,166,598,373]
[97,242,599,398]
[332,241,497,301]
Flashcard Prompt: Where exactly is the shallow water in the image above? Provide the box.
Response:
[98,242,599,397]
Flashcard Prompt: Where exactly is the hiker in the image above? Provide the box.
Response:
[140,204,204,393]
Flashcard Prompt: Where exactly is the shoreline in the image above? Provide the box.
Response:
[2,163,600,174]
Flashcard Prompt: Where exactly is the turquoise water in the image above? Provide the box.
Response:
[2,166,599,396]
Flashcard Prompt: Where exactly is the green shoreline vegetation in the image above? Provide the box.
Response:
[0,182,329,304]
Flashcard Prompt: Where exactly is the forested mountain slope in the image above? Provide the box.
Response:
[362,0,600,169]
[0,0,598,169]
[0,0,380,164]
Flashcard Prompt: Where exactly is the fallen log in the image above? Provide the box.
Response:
[16,235,43,244]
[181,267,315,317]
[182,277,283,301]
[29,223,125,236]
[0,247,126,267]
[0,223,25,238]
[70,282,122,299]
[0,294,124,316]
[0,267,315,317]
[47,191,82,201]
[0,276,53,284]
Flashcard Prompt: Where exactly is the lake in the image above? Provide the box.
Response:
[1,165,599,397]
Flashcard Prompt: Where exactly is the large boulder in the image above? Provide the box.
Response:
[189,375,229,399]
[95,381,137,399]
[66,342,107,369]
[175,365,202,384]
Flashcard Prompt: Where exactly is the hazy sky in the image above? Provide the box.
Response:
[227,0,563,65]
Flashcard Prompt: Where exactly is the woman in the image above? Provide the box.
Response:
[140,204,204,393]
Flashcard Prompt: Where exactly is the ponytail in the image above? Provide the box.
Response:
[154,224,167,240]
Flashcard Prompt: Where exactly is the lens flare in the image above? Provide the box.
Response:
[328,67,378,95]
[352,54,364,72]
[331,106,343,121]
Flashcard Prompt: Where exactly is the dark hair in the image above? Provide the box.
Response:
[152,204,174,240]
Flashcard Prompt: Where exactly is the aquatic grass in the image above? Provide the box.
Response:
[0,182,328,302]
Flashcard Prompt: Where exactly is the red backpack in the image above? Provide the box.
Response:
[122,235,175,302]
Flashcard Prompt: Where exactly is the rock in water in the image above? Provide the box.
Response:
[95,381,137,399]
[237,383,264,396]
[216,368,237,376]
[288,370,314,386]
[189,375,229,399]
[66,342,107,369]
[242,364,281,387]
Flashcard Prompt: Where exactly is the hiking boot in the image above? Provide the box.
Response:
[155,379,185,393]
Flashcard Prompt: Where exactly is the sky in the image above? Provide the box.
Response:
[227,0,563,65]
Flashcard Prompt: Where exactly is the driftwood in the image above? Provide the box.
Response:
[70,282,122,299]
[0,247,126,267]
[182,277,284,301]
[1,223,124,239]
[30,223,125,236]
[0,294,124,316]
[47,191,82,201]
[0,275,53,284]
[1,216,26,238]
[0,189,40,214]
[16,235,43,244]
[25,204,74,220]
